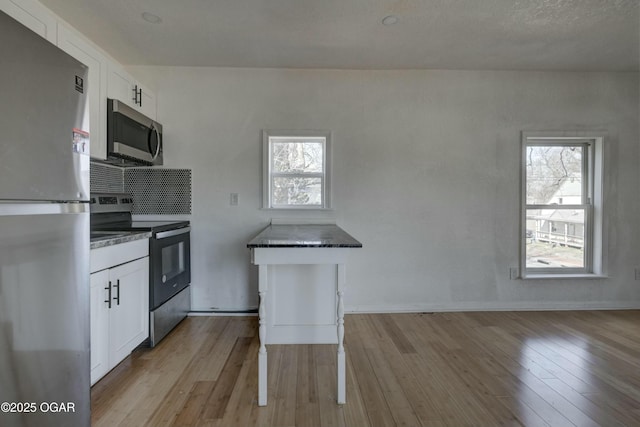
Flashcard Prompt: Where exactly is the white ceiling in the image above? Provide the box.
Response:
[39,0,639,71]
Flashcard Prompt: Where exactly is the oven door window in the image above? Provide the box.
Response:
[151,231,191,310]
[162,241,185,283]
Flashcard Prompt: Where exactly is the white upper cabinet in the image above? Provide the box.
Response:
[108,62,157,120]
[108,64,135,106]
[57,22,108,160]
[137,82,156,120]
[0,0,57,44]
[3,0,159,160]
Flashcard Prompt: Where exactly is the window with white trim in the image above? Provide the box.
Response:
[263,130,331,209]
[521,132,604,277]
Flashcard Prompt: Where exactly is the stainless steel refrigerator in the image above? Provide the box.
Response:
[0,11,91,427]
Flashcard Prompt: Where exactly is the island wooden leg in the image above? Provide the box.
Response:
[337,264,346,404]
[258,265,268,406]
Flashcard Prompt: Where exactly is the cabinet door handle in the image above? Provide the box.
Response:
[132,85,142,106]
[104,281,112,309]
[113,279,121,306]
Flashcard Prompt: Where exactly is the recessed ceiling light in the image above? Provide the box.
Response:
[381,15,398,26]
[141,12,162,24]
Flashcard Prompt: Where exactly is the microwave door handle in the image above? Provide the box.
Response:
[148,124,161,162]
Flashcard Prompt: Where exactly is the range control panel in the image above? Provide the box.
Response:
[90,193,134,213]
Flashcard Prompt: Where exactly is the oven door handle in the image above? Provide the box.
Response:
[155,226,191,239]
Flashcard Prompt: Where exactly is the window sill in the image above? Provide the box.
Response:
[521,273,607,280]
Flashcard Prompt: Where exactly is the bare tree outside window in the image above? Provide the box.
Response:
[523,140,593,272]
[521,133,605,278]
[263,131,331,209]
[271,141,323,205]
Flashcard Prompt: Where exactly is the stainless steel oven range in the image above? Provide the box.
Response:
[90,192,191,347]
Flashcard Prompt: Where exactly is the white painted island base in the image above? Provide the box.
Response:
[251,247,351,406]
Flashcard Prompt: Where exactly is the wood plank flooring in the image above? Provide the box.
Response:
[91,311,640,426]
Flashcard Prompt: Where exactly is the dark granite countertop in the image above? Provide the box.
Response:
[90,231,152,250]
[247,224,362,248]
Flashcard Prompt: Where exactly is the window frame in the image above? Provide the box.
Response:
[520,131,605,279]
[262,130,332,210]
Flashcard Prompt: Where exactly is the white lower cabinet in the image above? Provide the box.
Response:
[90,269,110,384]
[90,256,149,385]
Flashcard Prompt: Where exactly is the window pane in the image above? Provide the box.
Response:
[271,141,324,173]
[526,146,583,205]
[272,177,322,206]
[525,208,585,269]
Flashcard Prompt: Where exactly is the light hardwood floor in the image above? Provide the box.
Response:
[91,311,640,427]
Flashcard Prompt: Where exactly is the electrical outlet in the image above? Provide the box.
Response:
[509,267,519,280]
[230,193,238,206]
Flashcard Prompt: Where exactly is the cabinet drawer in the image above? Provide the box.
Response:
[90,238,148,273]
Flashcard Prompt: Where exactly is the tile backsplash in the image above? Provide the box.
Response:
[125,168,192,215]
[90,161,192,215]
[90,162,124,193]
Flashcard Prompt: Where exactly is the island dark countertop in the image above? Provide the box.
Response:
[247,224,362,248]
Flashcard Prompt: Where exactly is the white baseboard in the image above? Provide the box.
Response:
[189,311,257,317]
[270,218,336,225]
[189,301,640,317]
[345,301,640,313]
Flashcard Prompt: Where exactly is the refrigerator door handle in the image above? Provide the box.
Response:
[0,202,89,216]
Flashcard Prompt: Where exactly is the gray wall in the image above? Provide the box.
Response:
[132,66,640,312]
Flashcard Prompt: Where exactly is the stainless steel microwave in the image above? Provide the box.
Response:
[106,98,163,166]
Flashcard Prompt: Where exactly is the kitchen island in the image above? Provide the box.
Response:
[247,223,362,406]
